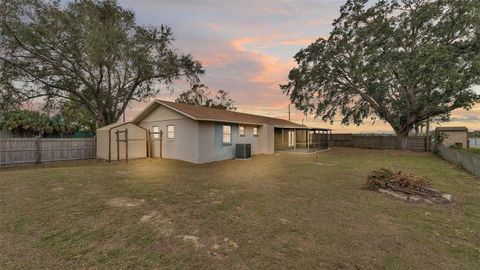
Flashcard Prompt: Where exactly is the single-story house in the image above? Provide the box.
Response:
[96,99,331,163]
[435,127,469,148]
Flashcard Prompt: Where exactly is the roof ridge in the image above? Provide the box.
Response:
[156,99,298,124]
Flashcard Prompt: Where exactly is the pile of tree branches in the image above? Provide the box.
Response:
[364,168,444,200]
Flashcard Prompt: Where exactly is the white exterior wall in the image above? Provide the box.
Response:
[198,121,216,163]
[133,104,282,163]
[258,124,275,154]
[137,105,200,164]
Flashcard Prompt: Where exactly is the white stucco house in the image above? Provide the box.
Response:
[96,99,331,164]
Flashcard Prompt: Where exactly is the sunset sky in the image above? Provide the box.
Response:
[119,0,480,133]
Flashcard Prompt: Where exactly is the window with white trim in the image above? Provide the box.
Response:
[167,125,174,139]
[239,126,245,137]
[153,126,159,139]
[253,127,258,136]
[222,125,232,144]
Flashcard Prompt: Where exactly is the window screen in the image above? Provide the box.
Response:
[167,125,174,139]
[288,131,295,147]
[223,125,232,144]
[239,126,245,136]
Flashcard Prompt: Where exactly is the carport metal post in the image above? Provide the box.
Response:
[329,130,332,148]
[294,129,296,152]
[306,129,309,151]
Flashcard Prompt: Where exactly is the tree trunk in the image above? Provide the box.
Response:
[397,130,409,150]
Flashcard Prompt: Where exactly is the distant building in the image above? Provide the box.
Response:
[435,127,469,148]
[470,138,480,148]
[469,131,480,149]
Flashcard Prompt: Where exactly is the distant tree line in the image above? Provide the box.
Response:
[0,110,91,136]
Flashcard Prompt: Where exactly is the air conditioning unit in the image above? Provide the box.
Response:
[236,144,251,159]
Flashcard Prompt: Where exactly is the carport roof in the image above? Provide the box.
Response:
[132,99,329,130]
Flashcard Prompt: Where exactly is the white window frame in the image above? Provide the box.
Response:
[167,125,174,139]
[239,126,245,137]
[153,126,160,139]
[222,125,232,144]
[253,127,258,137]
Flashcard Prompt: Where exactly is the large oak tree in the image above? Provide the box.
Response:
[281,0,480,149]
[0,0,203,127]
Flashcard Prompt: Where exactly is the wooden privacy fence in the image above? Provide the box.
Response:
[0,137,95,167]
[331,134,431,152]
[330,134,354,147]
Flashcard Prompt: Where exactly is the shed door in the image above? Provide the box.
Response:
[151,126,162,157]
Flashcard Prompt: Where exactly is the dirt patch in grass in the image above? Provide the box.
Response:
[139,211,174,236]
[179,235,203,248]
[107,197,145,208]
[314,161,337,166]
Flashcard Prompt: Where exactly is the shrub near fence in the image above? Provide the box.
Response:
[0,137,95,167]
[331,134,430,152]
[436,145,480,176]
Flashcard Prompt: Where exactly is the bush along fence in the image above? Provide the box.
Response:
[436,145,480,176]
[0,137,95,167]
[330,134,431,152]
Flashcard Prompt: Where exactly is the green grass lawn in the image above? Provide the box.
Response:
[467,147,480,156]
[1,148,479,269]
